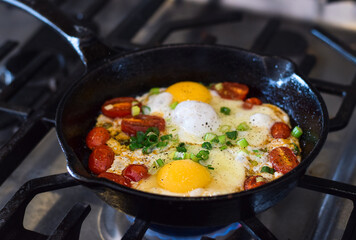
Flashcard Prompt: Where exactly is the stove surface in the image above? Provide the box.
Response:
[0,1,355,240]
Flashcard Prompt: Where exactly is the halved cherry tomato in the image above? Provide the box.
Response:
[212,82,249,100]
[88,145,114,175]
[121,115,165,136]
[269,147,299,174]
[244,176,267,190]
[122,164,149,182]
[98,172,132,187]
[101,97,141,118]
[86,127,111,150]
[242,97,262,109]
[271,122,291,139]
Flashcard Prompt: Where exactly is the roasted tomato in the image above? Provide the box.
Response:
[244,176,267,190]
[88,145,115,175]
[121,115,165,136]
[101,97,141,118]
[269,147,299,174]
[86,127,111,150]
[98,172,131,187]
[122,164,149,182]
[212,82,249,100]
[271,122,291,139]
[242,97,262,109]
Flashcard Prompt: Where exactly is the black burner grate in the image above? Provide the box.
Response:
[0,1,355,240]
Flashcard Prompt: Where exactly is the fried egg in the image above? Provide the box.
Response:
[96,81,301,196]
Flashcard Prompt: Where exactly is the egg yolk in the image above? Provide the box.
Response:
[156,160,211,193]
[166,81,212,103]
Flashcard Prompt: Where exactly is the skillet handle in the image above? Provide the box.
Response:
[2,0,117,69]
[310,27,356,132]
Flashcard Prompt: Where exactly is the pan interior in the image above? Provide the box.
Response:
[57,45,326,188]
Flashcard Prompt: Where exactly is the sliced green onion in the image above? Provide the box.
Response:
[173,151,185,160]
[160,134,172,141]
[252,150,259,153]
[219,145,227,151]
[219,125,231,132]
[196,150,210,160]
[142,106,151,115]
[261,166,275,174]
[156,158,164,167]
[291,126,303,138]
[220,107,231,115]
[211,136,219,143]
[142,146,154,154]
[170,101,179,110]
[237,122,250,131]
[237,138,249,148]
[256,154,262,158]
[218,135,226,144]
[226,131,237,140]
[203,133,217,142]
[146,127,159,135]
[157,141,168,148]
[131,106,140,116]
[215,83,223,91]
[202,142,212,150]
[226,141,233,146]
[292,143,300,156]
[149,88,160,95]
[190,153,199,162]
[256,177,264,182]
[176,143,187,152]
[260,148,268,152]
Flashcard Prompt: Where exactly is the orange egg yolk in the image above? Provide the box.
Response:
[166,81,212,103]
[156,160,211,193]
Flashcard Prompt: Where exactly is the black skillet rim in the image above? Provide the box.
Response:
[56,43,329,202]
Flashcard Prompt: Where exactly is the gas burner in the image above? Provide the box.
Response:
[98,204,241,240]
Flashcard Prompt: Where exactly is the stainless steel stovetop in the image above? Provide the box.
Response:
[0,1,355,239]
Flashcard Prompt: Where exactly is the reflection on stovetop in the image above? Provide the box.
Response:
[0,0,355,239]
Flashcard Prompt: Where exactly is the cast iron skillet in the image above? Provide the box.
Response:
[4,0,329,228]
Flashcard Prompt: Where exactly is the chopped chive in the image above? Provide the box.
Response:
[219,125,231,132]
[261,166,275,174]
[220,107,231,115]
[142,106,151,115]
[215,83,223,91]
[203,133,217,142]
[219,145,227,150]
[226,131,237,140]
[149,88,160,95]
[156,158,164,167]
[291,126,303,138]
[237,122,250,131]
[202,142,212,150]
[176,143,187,152]
[131,106,140,116]
[170,101,179,109]
[237,138,249,148]
[196,150,210,160]
[207,165,214,170]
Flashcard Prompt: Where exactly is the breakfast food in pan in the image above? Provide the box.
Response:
[86,81,303,196]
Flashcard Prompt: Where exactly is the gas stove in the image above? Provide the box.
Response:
[0,1,355,239]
